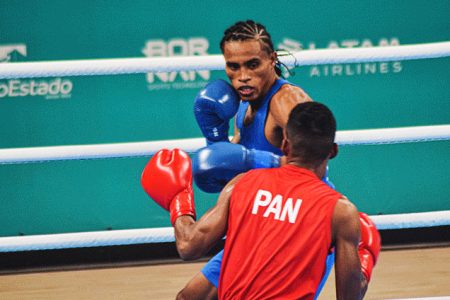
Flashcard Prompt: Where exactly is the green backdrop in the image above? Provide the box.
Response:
[0,0,449,236]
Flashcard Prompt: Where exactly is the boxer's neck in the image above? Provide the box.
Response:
[287,159,328,180]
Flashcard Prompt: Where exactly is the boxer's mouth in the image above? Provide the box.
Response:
[238,86,255,97]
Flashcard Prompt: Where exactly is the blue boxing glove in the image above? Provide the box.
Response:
[194,80,240,145]
[192,142,280,193]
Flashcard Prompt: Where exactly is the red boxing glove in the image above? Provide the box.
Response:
[141,149,196,226]
[358,212,381,282]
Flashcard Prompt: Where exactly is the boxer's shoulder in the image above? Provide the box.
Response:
[272,84,312,106]
[269,85,312,127]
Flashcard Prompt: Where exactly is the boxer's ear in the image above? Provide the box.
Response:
[329,143,338,160]
[271,51,277,67]
[281,129,290,156]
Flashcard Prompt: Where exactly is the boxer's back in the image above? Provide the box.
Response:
[219,164,341,299]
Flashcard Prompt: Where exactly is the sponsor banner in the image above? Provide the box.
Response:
[0,78,72,99]
[0,44,73,100]
[143,38,210,91]
[277,37,402,78]
[0,0,448,235]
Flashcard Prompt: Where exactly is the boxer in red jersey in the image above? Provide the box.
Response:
[142,102,380,299]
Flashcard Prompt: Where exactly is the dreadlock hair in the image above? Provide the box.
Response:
[286,102,337,167]
[220,20,282,76]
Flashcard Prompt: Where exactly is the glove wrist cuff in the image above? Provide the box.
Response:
[358,249,375,282]
[247,149,280,169]
[170,189,196,226]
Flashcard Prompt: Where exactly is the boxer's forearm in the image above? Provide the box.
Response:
[174,200,229,260]
[174,216,206,260]
[360,276,368,299]
[174,175,239,260]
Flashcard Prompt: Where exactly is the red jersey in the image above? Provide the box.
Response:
[218,165,341,300]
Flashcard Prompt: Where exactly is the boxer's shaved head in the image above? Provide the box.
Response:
[285,102,337,166]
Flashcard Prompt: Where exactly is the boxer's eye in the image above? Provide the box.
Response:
[227,63,239,71]
[246,59,260,70]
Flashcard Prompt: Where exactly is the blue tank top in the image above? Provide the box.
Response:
[235,78,293,156]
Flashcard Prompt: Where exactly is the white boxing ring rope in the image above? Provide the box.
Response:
[0,41,449,79]
[0,210,449,252]
[0,41,449,252]
[0,125,449,164]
